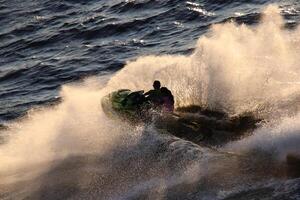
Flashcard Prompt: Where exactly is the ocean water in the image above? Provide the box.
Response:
[1,0,300,199]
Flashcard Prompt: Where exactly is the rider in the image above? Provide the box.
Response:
[144,80,163,107]
[144,80,174,112]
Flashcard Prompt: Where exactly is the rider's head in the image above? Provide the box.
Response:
[153,80,161,90]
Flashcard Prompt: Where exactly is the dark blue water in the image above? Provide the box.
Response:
[1,0,300,199]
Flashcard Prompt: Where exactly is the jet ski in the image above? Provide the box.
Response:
[101,89,152,122]
[101,89,261,146]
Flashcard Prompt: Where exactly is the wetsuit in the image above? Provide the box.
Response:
[144,89,163,108]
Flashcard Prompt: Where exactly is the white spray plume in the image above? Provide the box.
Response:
[107,5,300,114]
[0,78,142,183]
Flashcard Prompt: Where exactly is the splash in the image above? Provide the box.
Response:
[0,78,143,183]
[224,113,300,161]
[108,5,300,115]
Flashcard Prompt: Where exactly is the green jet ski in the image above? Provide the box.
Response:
[101,89,261,146]
[101,89,154,122]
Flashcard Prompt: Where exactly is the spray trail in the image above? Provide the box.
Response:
[224,112,300,162]
[108,5,300,115]
[0,78,143,183]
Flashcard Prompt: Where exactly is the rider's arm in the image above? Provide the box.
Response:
[144,90,152,96]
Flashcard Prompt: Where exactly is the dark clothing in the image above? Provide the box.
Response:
[144,89,163,106]
[144,87,174,112]
[160,87,174,112]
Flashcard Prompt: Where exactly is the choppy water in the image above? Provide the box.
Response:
[1,0,300,199]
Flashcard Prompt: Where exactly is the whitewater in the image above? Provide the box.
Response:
[1,4,300,200]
